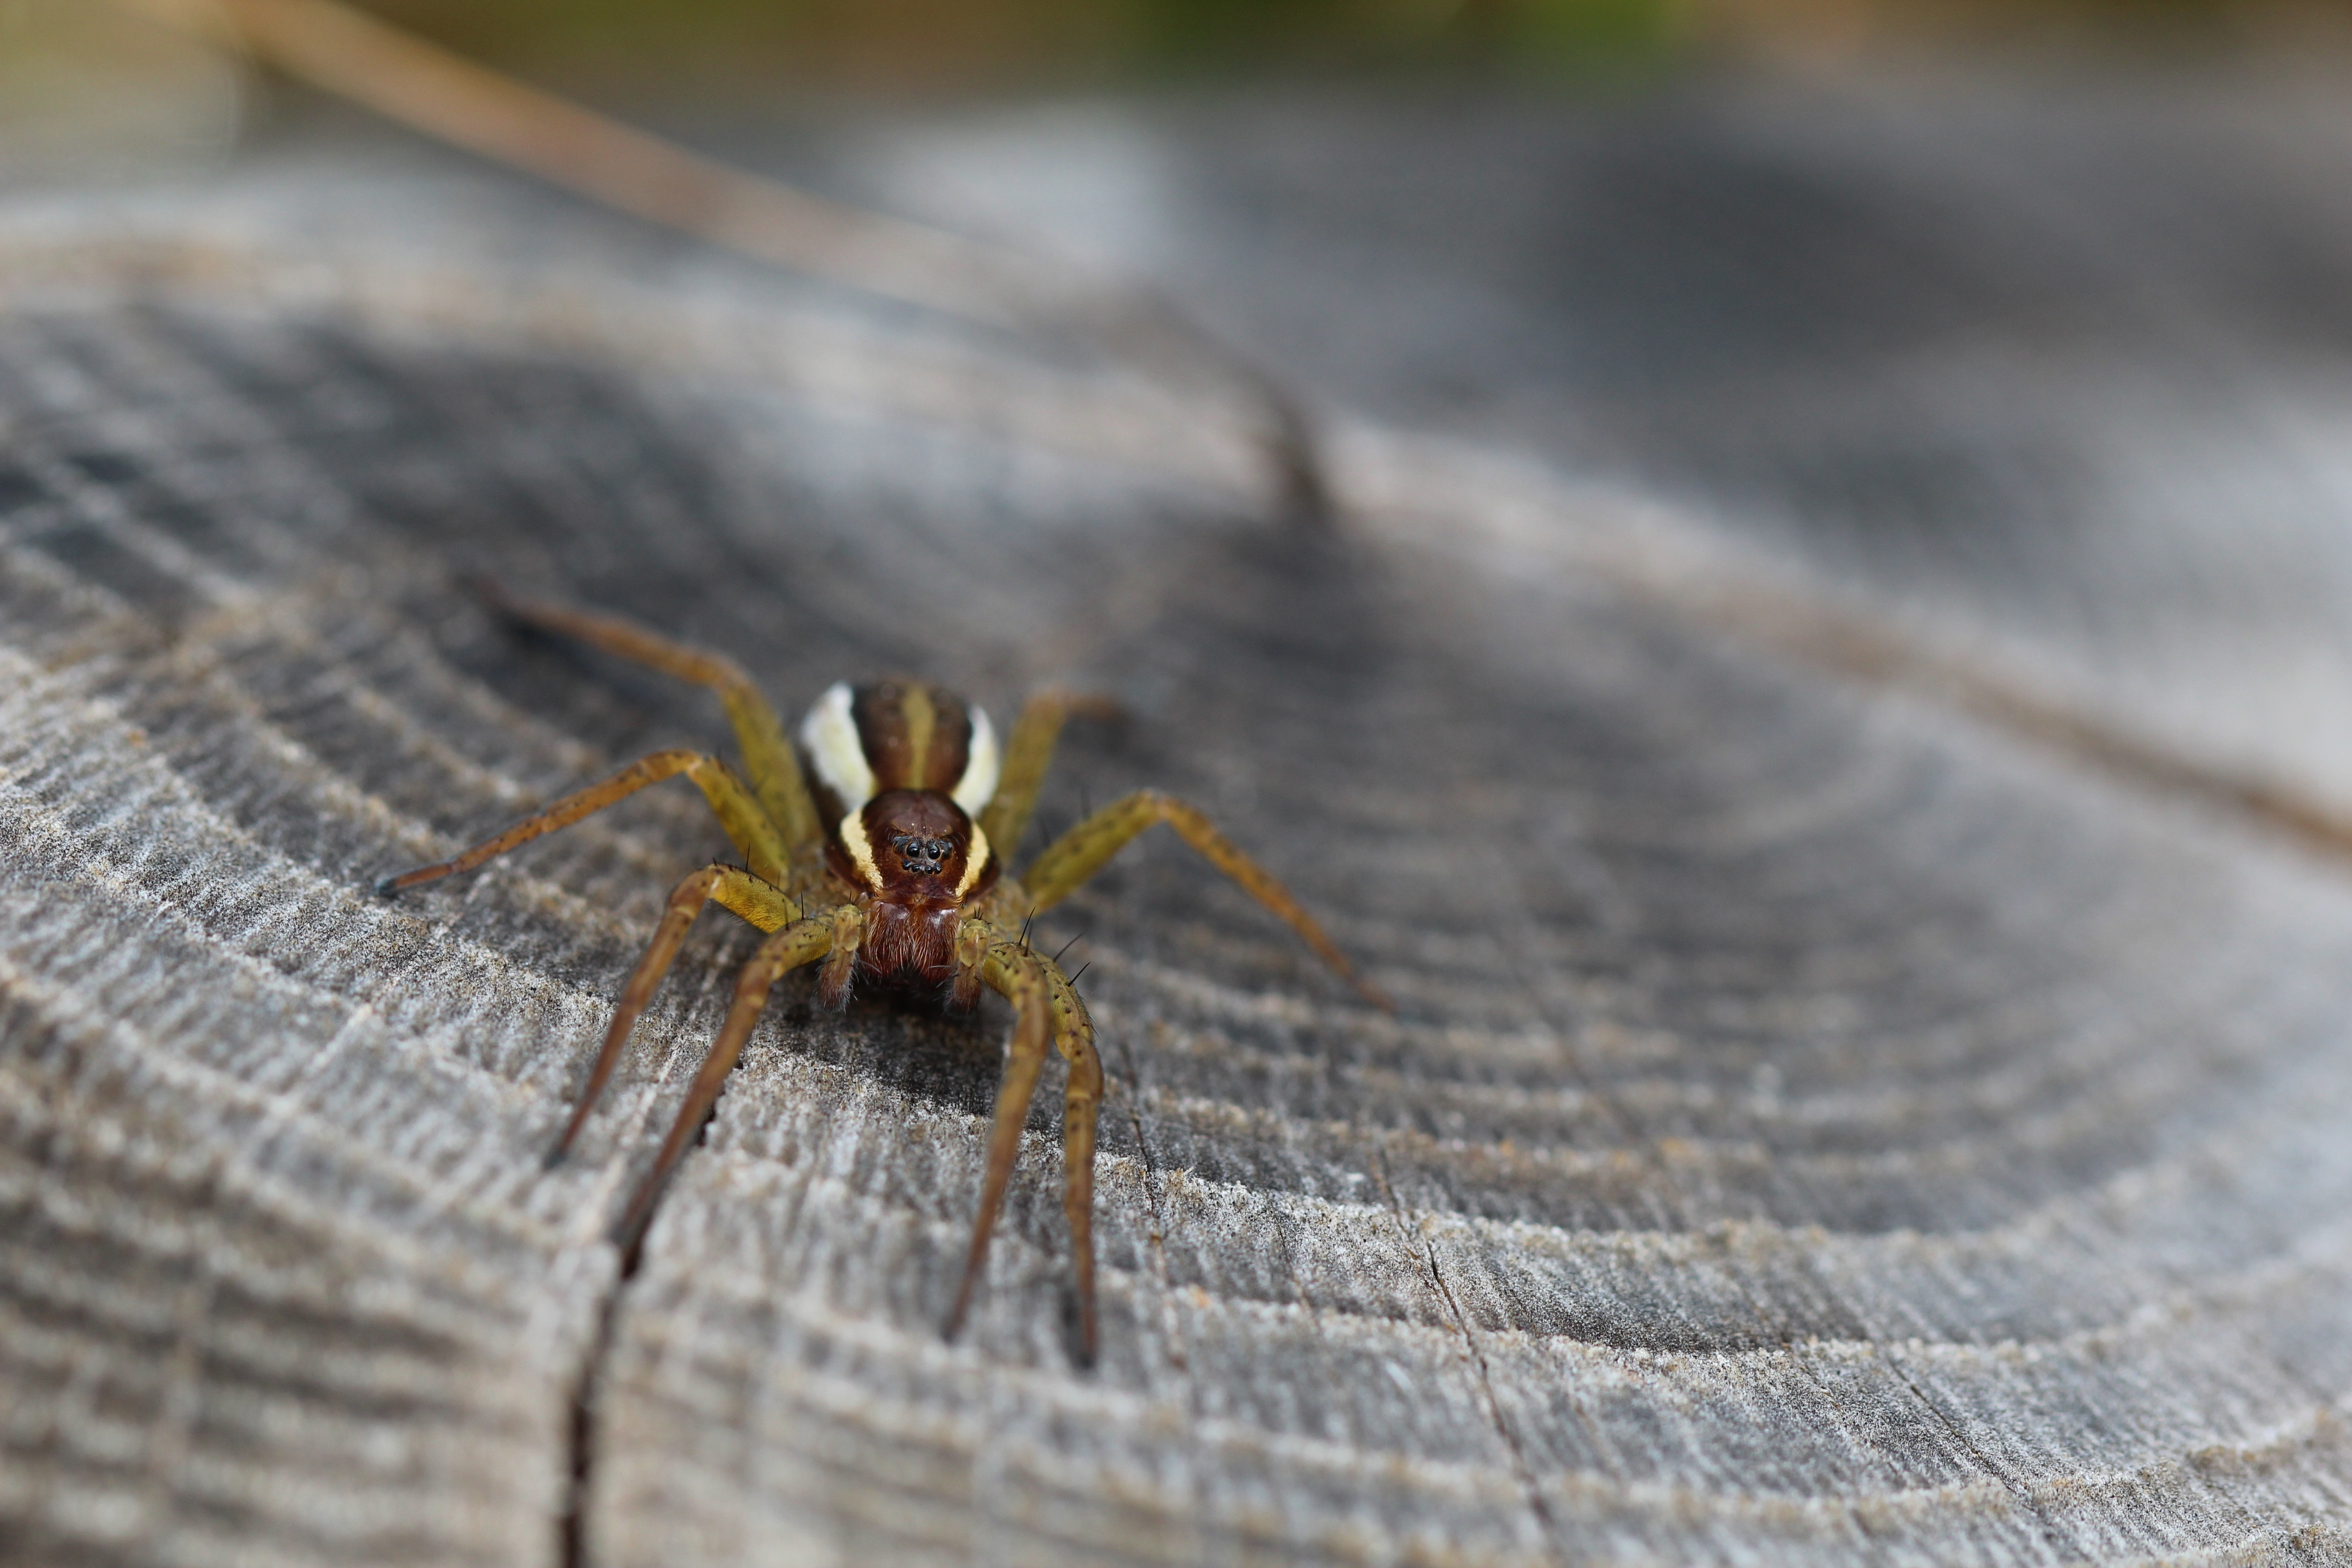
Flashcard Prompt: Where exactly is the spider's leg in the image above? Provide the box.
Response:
[1019,790,1392,1010]
[612,913,834,1248]
[944,935,1055,1347]
[978,688,1119,858]
[377,748,792,892]
[547,863,801,1166]
[1044,956,1102,1365]
[490,587,825,857]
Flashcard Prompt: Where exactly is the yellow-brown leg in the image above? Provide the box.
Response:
[944,937,1055,1345]
[1044,959,1102,1364]
[977,688,1119,857]
[1019,789,1392,1010]
[546,863,803,1166]
[613,914,835,1247]
[490,587,825,856]
[377,747,792,891]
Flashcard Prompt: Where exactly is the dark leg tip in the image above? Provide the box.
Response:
[942,1291,976,1345]
[372,875,402,898]
[541,1144,570,1172]
[1064,1291,1098,1371]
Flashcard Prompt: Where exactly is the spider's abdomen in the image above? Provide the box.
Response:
[799,678,999,814]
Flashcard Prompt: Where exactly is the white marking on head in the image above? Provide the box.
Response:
[954,823,993,899]
[838,811,884,891]
[952,705,999,812]
[800,681,876,809]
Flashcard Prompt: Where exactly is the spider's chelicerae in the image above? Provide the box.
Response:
[378,592,1389,1362]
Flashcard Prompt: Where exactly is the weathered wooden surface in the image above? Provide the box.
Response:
[10,91,2352,1568]
[849,77,2352,817]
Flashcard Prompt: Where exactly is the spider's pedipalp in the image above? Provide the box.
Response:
[814,903,863,1009]
[1019,789,1392,1011]
[951,918,989,1012]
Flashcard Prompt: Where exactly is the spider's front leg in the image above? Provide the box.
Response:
[546,862,801,1166]
[1020,789,1392,1011]
[612,912,837,1248]
[1044,960,1102,1358]
[947,921,1103,1364]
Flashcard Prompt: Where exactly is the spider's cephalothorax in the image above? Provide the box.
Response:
[800,680,1001,998]
[377,591,1390,1366]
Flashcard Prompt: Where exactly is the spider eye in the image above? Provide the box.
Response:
[883,832,954,872]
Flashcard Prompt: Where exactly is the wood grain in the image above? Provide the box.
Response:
[7,164,2352,1568]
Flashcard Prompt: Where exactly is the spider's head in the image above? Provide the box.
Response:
[834,789,997,985]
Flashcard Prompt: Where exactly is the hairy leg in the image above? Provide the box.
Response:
[612,914,835,1248]
[377,748,792,891]
[944,935,1055,1347]
[1044,958,1102,1364]
[491,586,825,856]
[1019,789,1392,1010]
[977,688,1117,858]
[546,862,803,1166]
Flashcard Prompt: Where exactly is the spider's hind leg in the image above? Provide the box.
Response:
[1018,789,1391,1010]
[977,688,1120,857]
[488,588,826,858]
[377,747,791,892]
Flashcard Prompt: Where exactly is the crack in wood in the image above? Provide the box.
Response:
[557,1272,624,1568]
[1375,1146,1562,1557]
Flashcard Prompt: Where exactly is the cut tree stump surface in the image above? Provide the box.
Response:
[7,93,2352,1568]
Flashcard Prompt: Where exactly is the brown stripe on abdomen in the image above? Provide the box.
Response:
[851,680,973,793]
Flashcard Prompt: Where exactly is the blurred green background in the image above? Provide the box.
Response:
[348,0,2345,93]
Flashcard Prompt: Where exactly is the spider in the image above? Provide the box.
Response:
[377,590,1390,1362]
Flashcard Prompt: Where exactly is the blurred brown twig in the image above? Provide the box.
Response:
[104,0,1331,523]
